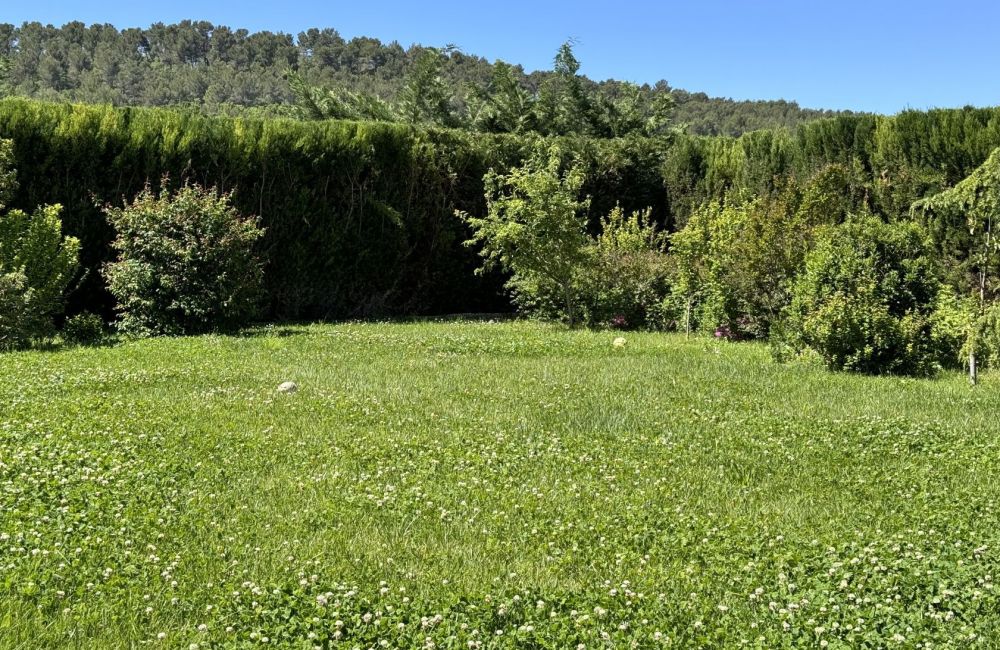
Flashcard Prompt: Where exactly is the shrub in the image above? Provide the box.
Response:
[0,203,80,350]
[102,181,265,336]
[0,271,31,350]
[577,206,671,329]
[667,168,859,340]
[927,290,976,369]
[63,311,105,346]
[781,215,939,375]
[458,143,591,325]
[668,196,792,338]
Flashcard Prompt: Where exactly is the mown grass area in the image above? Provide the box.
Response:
[2,321,1000,649]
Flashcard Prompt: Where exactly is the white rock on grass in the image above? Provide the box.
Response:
[277,381,298,394]
[613,337,627,348]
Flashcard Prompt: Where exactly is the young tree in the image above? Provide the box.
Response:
[398,47,459,127]
[467,60,536,134]
[287,70,396,122]
[535,41,594,136]
[592,82,678,139]
[457,144,590,325]
[913,147,1000,383]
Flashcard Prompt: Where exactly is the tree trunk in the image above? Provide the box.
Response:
[970,350,978,386]
[563,284,576,328]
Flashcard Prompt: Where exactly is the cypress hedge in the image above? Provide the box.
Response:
[0,99,674,321]
[2,98,999,322]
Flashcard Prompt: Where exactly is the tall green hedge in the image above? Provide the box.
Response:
[2,97,999,322]
[0,99,523,319]
[663,107,1000,226]
[0,99,675,320]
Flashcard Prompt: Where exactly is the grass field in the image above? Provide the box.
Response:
[2,321,1000,648]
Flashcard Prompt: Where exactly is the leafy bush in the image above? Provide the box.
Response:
[0,203,80,350]
[668,194,797,338]
[63,311,105,346]
[667,167,865,340]
[459,143,591,325]
[577,206,671,329]
[0,271,31,350]
[0,138,81,350]
[927,290,976,369]
[781,215,939,374]
[102,181,265,336]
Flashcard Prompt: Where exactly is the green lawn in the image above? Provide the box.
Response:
[2,321,1000,648]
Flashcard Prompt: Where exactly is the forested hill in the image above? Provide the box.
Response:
[0,20,848,136]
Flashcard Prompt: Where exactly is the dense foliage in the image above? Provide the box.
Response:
[61,311,105,346]
[577,206,672,329]
[461,144,672,329]
[0,98,675,323]
[0,203,80,343]
[0,139,80,349]
[0,95,999,372]
[914,148,1000,378]
[780,216,939,374]
[0,20,847,137]
[668,164,864,339]
[459,144,591,324]
[103,181,265,336]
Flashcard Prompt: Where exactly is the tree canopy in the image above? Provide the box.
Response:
[0,20,850,136]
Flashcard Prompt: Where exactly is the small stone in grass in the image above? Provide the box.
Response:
[277,381,298,394]
[613,337,627,348]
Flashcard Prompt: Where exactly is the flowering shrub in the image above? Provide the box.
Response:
[713,324,736,340]
[609,314,628,330]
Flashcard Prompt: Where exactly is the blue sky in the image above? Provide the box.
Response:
[5,0,998,114]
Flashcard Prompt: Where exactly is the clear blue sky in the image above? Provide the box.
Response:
[5,0,999,114]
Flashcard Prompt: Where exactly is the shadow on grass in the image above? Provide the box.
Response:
[229,325,305,339]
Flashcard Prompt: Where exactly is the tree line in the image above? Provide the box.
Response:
[0,20,848,137]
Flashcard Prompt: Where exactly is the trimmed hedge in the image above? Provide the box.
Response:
[2,98,999,323]
[0,99,674,321]
[0,100,515,319]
